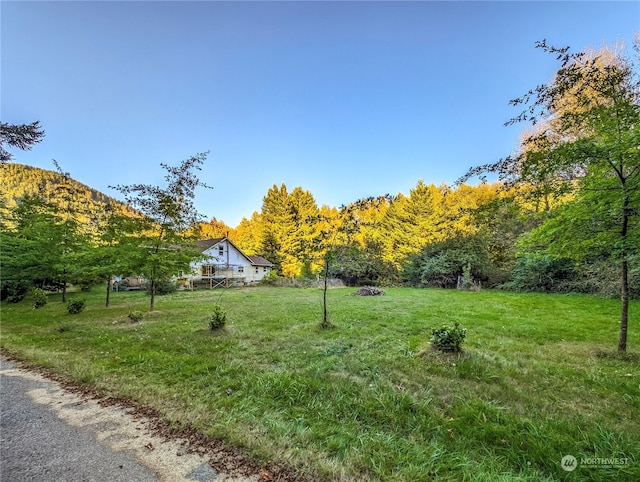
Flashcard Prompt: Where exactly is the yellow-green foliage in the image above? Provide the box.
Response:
[232,180,504,277]
[0,163,135,227]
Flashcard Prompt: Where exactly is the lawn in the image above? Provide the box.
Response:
[1,286,638,481]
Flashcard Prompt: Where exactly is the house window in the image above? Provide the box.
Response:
[202,265,214,276]
[218,246,224,256]
[238,266,244,273]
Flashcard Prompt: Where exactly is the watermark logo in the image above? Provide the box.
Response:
[561,455,577,472]
[561,454,631,471]
[580,457,630,469]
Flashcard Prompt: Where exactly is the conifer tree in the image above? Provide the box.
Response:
[380,181,446,267]
[0,121,45,163]
[234,211,264,256]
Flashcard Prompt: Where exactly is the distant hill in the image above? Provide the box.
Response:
[0,163,131,213]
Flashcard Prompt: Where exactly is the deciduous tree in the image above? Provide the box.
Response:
[0,194,61,300]
[463,39,640,352]
[84,202,141,307]
[50,161,93,302]
[111,153,211,311]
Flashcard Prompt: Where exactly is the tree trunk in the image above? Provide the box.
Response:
[105,275,111,308]
[150,280,156,312]
[321,253,329,329]
[618,192,630,353]
[61,270,67,303]
[619,258,629,352]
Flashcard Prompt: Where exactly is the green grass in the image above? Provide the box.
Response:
[1,286,639,481]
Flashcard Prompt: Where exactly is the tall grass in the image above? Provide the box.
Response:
[1,286,638,481]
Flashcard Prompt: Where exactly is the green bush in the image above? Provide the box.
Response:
[431,322,467,352]
[259,270,280,286]
[32,288,48,309]
[67,298,86,315]
[145,279,177,295]
[208,304,227,330]
[127,310,144,323]
[5,282,29,303]
[502,255,640,298]
[405,235,493,289]
[501,255,574,293]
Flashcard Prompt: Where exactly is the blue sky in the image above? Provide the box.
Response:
[2,1,638,227]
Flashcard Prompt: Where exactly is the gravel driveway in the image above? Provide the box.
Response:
[0,357,259,482]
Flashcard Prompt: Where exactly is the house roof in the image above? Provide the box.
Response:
[196,238,225,252]
[197,238,274,267]
[248,255,274,267]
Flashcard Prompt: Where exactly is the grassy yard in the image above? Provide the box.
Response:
[1,286,638,481]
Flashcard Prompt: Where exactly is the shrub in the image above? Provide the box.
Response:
[431,322,467,352]
[73,274,100,292]
[417,252,457,288]
[67,298,86,315]
[405,235,493,288]
[79,283,93,292]
[208,304,227,330]
[32,288,48,309]
[145,280,177,296]
[501,255,640,298]
[127,310,144,323]
[5,282,29,303]
[259,270,280,286]
[502,255,575,293]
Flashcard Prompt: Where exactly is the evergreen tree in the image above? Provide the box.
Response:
[284,187,321,276]
[0,121,45,163]
[259,183,291,275]
[234,211,264,256]
[380,181,446,267]
[199,217,234,240]
[258,183,321,277]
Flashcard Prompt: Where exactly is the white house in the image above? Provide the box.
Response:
[181,237,274,288]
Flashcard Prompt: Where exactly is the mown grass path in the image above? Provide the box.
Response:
[1,287,638,481]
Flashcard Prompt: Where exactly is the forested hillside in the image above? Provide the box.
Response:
[0,163,127,212]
